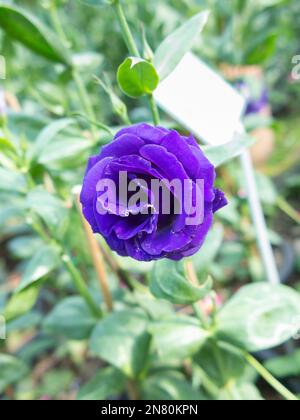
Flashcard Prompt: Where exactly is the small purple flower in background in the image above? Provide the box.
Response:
[235,80,269,116]
[80,124,227,261]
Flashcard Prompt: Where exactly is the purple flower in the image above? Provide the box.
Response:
[80,124,227,261]
[235,81,269,115]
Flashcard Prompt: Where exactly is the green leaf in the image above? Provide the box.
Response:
[142,371,205,400]
[217,284,300,352]
[150,316,208,359]
[31,118,77,161]
[194,341,246,388]
[0,167,26,193]
[192,225,223,275]
[203,132,255,167]
[26,188,68,236]
[7,311,41,333]
[89,310,150,378]
[4,287,40,321]
[7,112,49,143]
[154,10,209,80]
[16,245,60,293]
[150,260,212,305]
[43,297,97,340]
[219,382,263,401]
[0,354,28,393]
[0,137,17,158]
[0,4,71,65]
[77,367,125,400]
[18,336,56,365]
[132,291,174,320]
[8,236,43,260]
[246,32,277,65]
[37,369,73,398]
[37,137,92,169]
[265,350,300,378]
[117,57,159,98]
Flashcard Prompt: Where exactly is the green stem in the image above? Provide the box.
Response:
[148,94,160,126]
[62,254,103,318]
[112,0,160,126]
[72,69,98,140]
[49,0,70,47]
[113,0,140,57]
[245,353,298,401]
[277,196,300,225]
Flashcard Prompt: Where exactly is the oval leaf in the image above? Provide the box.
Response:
[154,10,209,80]
[89,310,150,378]
[4,287,40,322]
[31,118,77,161]
[217,283,300,352]
[150,260,212,305]
[16,245,60,293]
[150,316,209,359]
[0,354,28,393]
[117,57,159,98]
[77,367,125,400]
[43,297,97,340]
[0,4,71,65]
[26,188,68,236]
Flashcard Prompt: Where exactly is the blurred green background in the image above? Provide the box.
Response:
[0,0,299,400]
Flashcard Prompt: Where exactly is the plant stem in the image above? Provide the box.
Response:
[49,0,70,48]
[277,196,300,225]
[113,0,140,57]
[127,379,140,400]
[245,353,298,401]
[148,94,160,126]
[72,69,98,140]
[112,0,160,126]
[62,254,103,318]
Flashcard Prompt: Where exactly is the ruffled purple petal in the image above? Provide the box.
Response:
[161,130,201,180]
[213,188,228,213]
[99,134,144,159]
[115,123,168,144]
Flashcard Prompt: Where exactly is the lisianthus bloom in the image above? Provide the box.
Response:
[80,124,227,261]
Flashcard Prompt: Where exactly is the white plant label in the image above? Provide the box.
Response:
[154,52,246,146]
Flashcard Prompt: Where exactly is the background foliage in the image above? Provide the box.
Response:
[0,0,300,400]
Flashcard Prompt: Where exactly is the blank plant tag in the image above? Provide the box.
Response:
[154,52,246,146]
